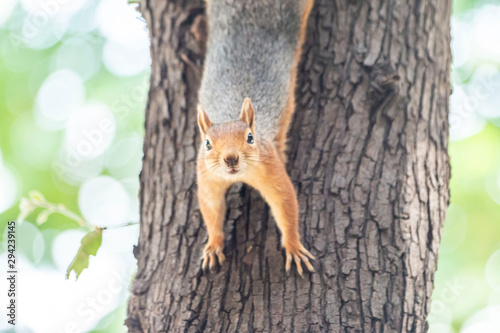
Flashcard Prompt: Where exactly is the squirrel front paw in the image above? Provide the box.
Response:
[201,242,226,271]
[284,241,315,276]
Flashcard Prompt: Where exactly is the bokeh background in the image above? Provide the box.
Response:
[0,0,499,332]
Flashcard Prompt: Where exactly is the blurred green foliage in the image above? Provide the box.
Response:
[453,0,498,13]
[431,124,500,331]
[0,1,147,331]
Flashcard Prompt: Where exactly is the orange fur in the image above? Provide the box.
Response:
[197,98,315,275]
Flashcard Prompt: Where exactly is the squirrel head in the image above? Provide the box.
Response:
[197,98,259,178]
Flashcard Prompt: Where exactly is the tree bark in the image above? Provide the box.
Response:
[127,0,451,332]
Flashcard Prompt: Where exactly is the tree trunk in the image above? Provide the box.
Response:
[127,0,451,332]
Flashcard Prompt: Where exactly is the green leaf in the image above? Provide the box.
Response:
[66,228,103,280]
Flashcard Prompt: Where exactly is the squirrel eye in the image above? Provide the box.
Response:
[247,133,254,144]
[205,140,212,150]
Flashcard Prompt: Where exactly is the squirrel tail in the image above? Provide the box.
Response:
[275,0,314,161]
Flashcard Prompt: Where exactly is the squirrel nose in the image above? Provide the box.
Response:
[224,155,239,167]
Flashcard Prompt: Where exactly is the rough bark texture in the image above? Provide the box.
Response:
[127,0,451,332]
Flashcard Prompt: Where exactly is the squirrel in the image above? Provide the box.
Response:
[196,0,315,275]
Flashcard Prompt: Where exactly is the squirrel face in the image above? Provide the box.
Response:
[197,98,258,179]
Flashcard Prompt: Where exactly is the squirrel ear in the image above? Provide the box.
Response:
[197,105,212,136]
[240,98,255,132]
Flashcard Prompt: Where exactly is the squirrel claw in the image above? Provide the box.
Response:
[201,244,225,272]
[285,242,315,276]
